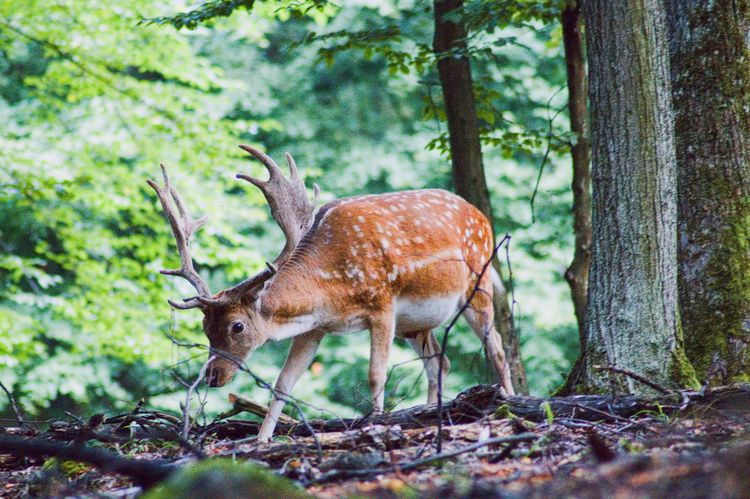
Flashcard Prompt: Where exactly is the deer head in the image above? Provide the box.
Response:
[147,145,319,386]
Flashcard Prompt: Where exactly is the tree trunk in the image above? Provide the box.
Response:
[666,0,750,385]
[561,1,592,347]
[578,0,698,393]
[433,0,527,393]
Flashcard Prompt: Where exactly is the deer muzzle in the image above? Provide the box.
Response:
[205,358,238,387]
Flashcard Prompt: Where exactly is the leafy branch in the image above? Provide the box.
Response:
[142,0,257,30]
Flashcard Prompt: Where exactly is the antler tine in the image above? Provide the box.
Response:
[312,182,321,207]
[168,297,203,310]
[221,266,276,298]
[147,165,212,306]
[285,152,299,181]
[238,144,283,182]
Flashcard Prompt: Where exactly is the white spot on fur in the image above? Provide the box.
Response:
[316,269,333,279]
[387,267,399,281]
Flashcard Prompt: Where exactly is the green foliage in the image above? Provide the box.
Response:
[42,457,91,478]
[541,400,554,424]
[0,0,579,425]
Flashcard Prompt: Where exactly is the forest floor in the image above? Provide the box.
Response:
[1,384,749,498]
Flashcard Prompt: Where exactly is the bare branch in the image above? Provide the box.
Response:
[435,234,512,452]
[183,355,215,439]
[0,381,26,428]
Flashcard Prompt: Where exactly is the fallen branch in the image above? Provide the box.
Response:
[0,435,176,488]
[205,383,750,440]
[593,365,672,395]
[217,393,299,425]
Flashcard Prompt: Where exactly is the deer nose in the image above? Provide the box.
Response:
[206,368,223,387]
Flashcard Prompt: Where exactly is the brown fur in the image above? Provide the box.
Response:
[198,189,514,441]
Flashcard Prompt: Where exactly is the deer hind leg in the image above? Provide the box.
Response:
[462,294,515,396]
[406,330,450,404]
[368,312,395,413]
[257,330,324,442]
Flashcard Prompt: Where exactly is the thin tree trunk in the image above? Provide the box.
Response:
[666,0,750,384]
[433,0,527,393]
[578,0,698,393]
[561,1,592,347]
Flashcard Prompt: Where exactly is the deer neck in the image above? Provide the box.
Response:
[256,262,324,341]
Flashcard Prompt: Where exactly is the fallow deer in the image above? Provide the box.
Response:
[148,145,515,442]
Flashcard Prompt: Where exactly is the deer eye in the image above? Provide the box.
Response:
[231,321,244,334]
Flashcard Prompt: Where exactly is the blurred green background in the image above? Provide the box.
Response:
[0,0,577,424]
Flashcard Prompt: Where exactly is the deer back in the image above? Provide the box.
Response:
[260,189,495,322]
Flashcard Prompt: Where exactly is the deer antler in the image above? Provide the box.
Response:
[220,146,319,298]
[149,148,319,307]
[147,165,214,310]
[236,145,319,267]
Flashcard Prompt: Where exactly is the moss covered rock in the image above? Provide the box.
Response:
[145,458,309,499]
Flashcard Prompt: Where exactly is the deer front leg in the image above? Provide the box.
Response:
[368,312,395,413]
[257,331,324,442]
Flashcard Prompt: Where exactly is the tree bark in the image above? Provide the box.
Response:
[561,1,592,347]
[577,0,698,393]
[666,0,750,385]
[433,0,527,393]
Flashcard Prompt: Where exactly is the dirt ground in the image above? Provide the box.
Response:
[2,384,749,498]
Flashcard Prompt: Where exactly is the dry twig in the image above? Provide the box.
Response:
[0,381,26,428]
[305,432,538,485]
[593,364,673,395]
[183,356,215,439]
